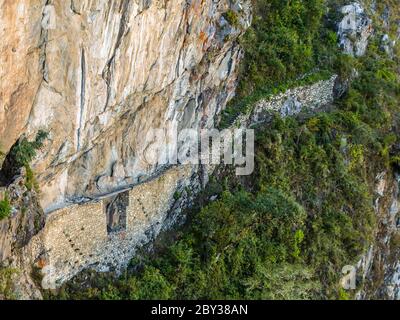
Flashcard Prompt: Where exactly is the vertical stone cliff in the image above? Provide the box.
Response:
[0,0,251,297]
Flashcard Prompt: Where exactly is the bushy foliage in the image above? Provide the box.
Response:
[24,165,40,193]
[223,10,240,28]
[238,0,328,95]
[0,194,12,220]
[220,0,337,127]
[10,130,48,168]
[1,130,48,184]
[0,267,17,299]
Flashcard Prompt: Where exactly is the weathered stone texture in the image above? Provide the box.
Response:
[0,174,44,262]
[235,75,337,127]
[338,2,373,57]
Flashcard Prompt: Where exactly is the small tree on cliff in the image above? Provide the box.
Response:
[0,130,48,183]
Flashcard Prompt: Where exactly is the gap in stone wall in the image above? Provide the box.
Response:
[104,191,129,234]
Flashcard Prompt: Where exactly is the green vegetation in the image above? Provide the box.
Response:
[220,0,338,127]
[55,39,400,300]
[9,130,48,168]
[24,165,40,193]
[1,130,48,185]
[0,194,12,220]
[0,267,18,299]
[50,0,400,300]
[173,191,182,201]
[223,10,240,28]
[238,0,330,95]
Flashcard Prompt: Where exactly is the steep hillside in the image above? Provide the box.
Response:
[53,0,400,300]
[0,0,252,299]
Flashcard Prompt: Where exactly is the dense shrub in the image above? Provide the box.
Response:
[24,165,40,193]
[0,130,48,183]
[223,10,240,28]
[0,195,12,220]
[0,267,17,299]
[10,130,48,168]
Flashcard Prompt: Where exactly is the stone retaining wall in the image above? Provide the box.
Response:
[236,75,338,127]
[36,165,199,286]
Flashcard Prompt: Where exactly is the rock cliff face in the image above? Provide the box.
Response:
[338,2,373,57]
[0,0,251,213]
[245,76,338,125]
[0,0,251,297]
[356,171,400,300]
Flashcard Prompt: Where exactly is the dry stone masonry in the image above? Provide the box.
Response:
[30,73,339,287]
[234,75,338,127]
[23,164,202,286]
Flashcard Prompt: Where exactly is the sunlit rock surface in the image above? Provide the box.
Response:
[0,0,251,213]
